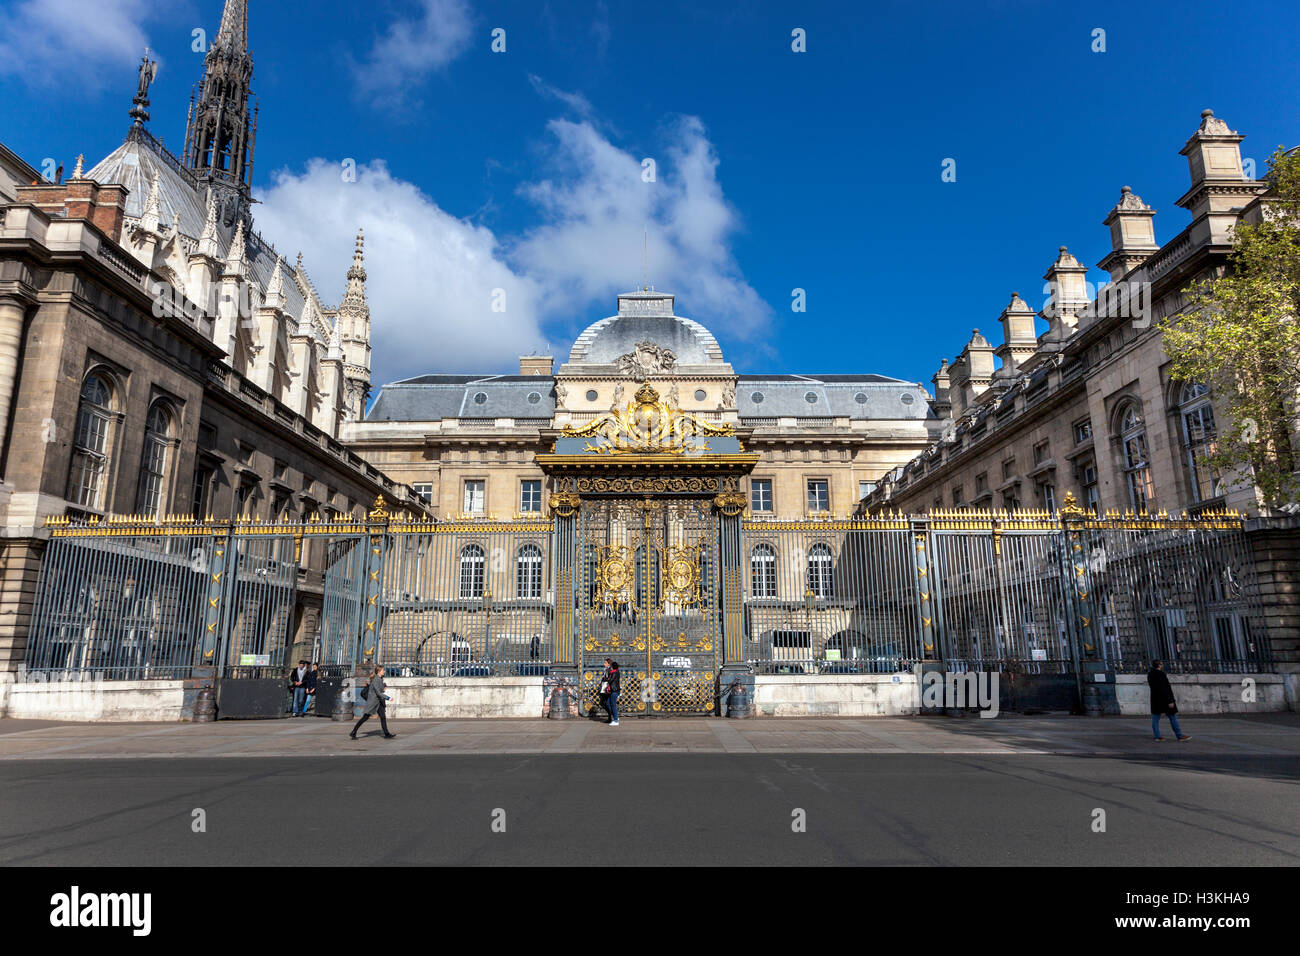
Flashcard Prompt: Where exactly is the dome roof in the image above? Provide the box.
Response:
[568,291,725,367]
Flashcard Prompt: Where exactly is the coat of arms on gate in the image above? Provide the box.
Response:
[593,544,635,609]
[661,544,703,609]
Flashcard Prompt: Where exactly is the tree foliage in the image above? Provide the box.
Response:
[1161,146,1300,508]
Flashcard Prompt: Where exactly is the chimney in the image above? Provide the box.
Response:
[931,358,951,418]
[519,355,554,376]
[1177,109,1265,244]
[994,292,1038,381]
[14,179,129,239]
[1099,186,1158,281]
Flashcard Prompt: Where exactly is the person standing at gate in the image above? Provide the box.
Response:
[350,665,397,739]
[1148,659,1191,741]
[289,660,309,716]
[300,661,319,716]
[601,657,621,726]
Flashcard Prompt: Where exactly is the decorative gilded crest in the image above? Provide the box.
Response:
[562,382,735,455]
[662,543,703,609]
[548,491,582,517]
[712,491,747,517]
[593,544,635,608]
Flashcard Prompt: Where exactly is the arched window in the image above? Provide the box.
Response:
[1118,403,1154,512]
[136,402,174,517]
[517,544,543,600]
[808,543,833,599]
[67,372,116,509]
[1179,383,1221,502]
[459,544,485,600]
[751,544,777,598]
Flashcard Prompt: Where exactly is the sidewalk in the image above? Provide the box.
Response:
[0,713,1295,759]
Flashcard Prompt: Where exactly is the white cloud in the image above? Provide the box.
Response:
[354,0,474,101]
[0,0,175,88]
[511,115,771,342]
[254,110,767,380]
[255,159,546,382]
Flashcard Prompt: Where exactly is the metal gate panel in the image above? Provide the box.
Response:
[578,497,719,716]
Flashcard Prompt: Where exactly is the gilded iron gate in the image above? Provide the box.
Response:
[577,497,720,715]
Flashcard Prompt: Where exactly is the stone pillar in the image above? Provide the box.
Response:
[1245,517,1300,710]
[0,535,47,673]
[0,296,31,472]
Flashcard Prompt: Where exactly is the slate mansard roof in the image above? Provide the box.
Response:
[368,376,557,422]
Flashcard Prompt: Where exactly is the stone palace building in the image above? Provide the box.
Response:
[863,110,1284,520]
[342,288,935,521]
[0,0,426,673]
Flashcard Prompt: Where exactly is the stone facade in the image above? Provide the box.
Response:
[0,0,425,673]
[864,110,1277,520]
[345,290,937,521]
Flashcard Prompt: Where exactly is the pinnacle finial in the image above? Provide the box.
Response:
[71,154,84,179]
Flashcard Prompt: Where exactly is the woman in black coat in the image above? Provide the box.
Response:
[1147,660,1190,741]
[350,665,397,740]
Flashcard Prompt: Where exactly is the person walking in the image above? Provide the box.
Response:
[1148,659,1190,741]
[289,660,309,717]
[350,665,397,740]
[601,657,621,727]
[301,661,319,717]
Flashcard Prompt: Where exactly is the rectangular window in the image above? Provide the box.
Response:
[751,479,773,513]
[1038,482,1056,513]
[520,479,542,513]
[806,479,829,512]
[191,465,214,519]
[1002,457,1016,481]
[1033,440,1050,465]
[975,472,988,494]
[1081,460,1100,515]
[1073,419,1093,444]
[951,485,964,506]
[136,434,169,517]
[463,479,485,514]
[858,480,876,501]
[413,483,434,505]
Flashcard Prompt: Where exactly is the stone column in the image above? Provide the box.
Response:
[0,296,30,473]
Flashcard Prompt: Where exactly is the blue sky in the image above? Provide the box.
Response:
[1,0,1297,390]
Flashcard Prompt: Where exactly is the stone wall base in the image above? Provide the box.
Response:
[0,673,184,721]
[753,673,920,717]
[1114,673,1287,715]
[382,676,546,719]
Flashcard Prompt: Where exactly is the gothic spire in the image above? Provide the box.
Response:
[215,0,249,53]
[184,0,256,227]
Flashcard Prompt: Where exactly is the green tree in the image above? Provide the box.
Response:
[1161,146,1300,508]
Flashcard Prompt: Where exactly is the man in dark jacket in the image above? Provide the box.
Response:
[289,660,309,716]
[1148,660,1191,741]
[301,662,318,717]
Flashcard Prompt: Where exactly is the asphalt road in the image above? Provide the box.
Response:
[1,752,1296,866]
